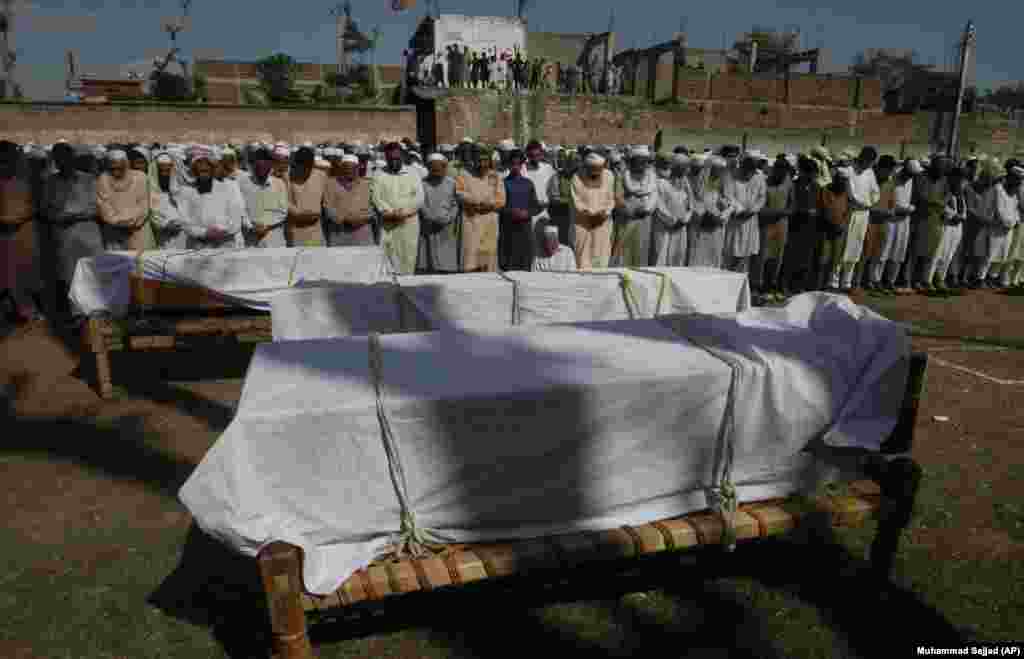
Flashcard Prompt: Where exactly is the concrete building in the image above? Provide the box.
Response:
[408,14,527,84]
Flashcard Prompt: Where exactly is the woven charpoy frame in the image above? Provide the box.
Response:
[257,353,928,659]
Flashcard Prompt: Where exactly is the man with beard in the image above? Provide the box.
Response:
[924,166,968,293]
[181,146,246,249]
[861,155,898,292]
[150,150,196,249]
[533,224,577,271]
[613,146,658,267]
[45,143,104,310]
[689,155,737,269]
[647,153,693,266]
[571,152,616,269]
[96,149,154,251]
[977,163,1022,289]
[285,146,327,247]
[239,147,289,248]
[499,149,542,271]
[417,152,461,273]
[723,155,767,275]
[455,144,505,272]
[880,159,919,293]
[370,142,424,275]
[834,146,879,292]
[965,159,999,288]
[323,154,375,248]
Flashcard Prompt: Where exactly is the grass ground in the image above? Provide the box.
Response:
[1,289,1022,658]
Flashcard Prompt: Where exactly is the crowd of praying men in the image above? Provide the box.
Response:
[411,45,623,95]
[2,135,1024,325]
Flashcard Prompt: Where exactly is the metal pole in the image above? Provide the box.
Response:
[947,21,975,159]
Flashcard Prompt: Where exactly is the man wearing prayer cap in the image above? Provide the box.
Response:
[646,153,694,267]
[613,145,658,267]
[417,152,460,272]
[907,153,953,290]
[0,141,43,322]
[455,143,505,272]
[970,161,1017,288]
[828,146,880,292]
[722,154,767,275]
[370,142,425,274]
[148,149,193,250]
[284,146,327,247]
[1000,164,1024,288]
[688,155,737,268]
[96,148,155,250]
[532,223,577,271]
[238,146,288,248]
[180,146,247,248]
[323,153,375,248]
[571,151,615,269]
[816,164,854,290]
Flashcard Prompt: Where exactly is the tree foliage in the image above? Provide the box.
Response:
[257,53,302,103]
[732,26,800,73]
[978,82,1024,111]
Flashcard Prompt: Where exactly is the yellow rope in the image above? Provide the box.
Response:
[628,268,671,316]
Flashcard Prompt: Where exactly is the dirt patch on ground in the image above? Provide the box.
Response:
[855,288,1024,344]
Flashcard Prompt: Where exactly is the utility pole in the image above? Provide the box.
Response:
[947,20,975,159]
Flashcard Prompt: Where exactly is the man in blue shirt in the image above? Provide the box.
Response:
[499,149,541,271]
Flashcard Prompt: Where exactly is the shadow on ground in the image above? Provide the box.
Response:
[150,520,964,659]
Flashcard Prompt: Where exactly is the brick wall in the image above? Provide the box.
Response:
[0,103,417,145]
[434,92,897,147]
[788,76,854,107]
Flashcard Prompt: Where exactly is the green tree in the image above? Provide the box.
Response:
[150,71,191,100]
[191,72,207,102]
[257,53,301,103]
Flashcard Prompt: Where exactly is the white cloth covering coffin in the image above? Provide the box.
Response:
[269,267,751,342]
[69,247,393,316]
[180,292,909,595]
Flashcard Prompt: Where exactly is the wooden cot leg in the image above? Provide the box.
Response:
[863,455,923,581]
[258,542,314,659]
[93,348,113,399]
[84,318,114,399]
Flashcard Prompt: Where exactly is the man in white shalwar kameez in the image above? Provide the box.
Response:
[239,147,289,248]
[532,224,577,271]
[965,161,998,287]
[878,160,919,291]
[181,147,247,249]
[149,151,195,250]
[524,140,556,245]
[977,166,1022,287]
[925,167,967,290]
[689,156,738,268]
[614,146,659,267]
[722,155,766,273]
[648,154,693,266]
[836,147,881,290]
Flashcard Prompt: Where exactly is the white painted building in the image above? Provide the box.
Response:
[409,14,527,84]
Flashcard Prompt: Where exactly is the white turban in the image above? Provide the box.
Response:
[1011,166,1024,178]
[409,151,422,160]
[462,137,474,144]
[155,153,173,165]
[440,144,454,152]
[707,155,727,168]
[906,160,924,174]
[630,146,651,159]
[341,154,359,164]
[543,225,559,237]
[671,153,689,166]
[585,153,606,166]
[426,152,447,163]
[107,149,128,162]
[835,166,854,178]
[499,139,515,151]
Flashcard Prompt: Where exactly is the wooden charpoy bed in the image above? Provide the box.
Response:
[256,353,929,659]
[82,275,272,398]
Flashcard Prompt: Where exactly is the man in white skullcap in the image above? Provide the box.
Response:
[647,153,694,267]
[96,148,154,250]
[614,145,658,267]
[571,151,615,269]
[238,146,288,248]
[910,154,953,291]
[723,154,767,274]
[149,149,195,250]
[975,162,1023,288]
[180,145,247,249]
[832,146,879,291]
[875,158,918,293]
[323,153,375,247]
[689,155,738,268]
[532,223,577,271]
[370,142,425,274]
[417,152,460,272]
